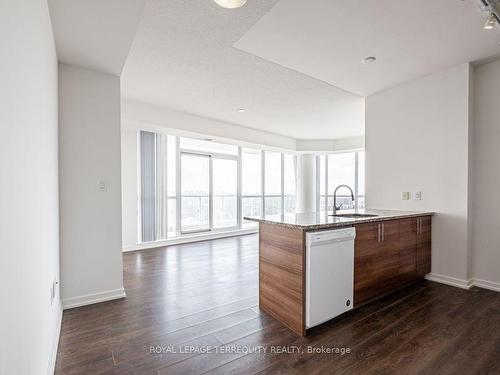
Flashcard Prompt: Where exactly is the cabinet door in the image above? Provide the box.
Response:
[377,220,401,293]
[354,222,383,305]
[417,216,432,276]
[399,218,417,283]
[354,220,400,305]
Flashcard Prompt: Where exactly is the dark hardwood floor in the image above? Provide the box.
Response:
[55,234,500,375]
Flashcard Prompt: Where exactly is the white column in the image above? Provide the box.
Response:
[296,154,317,213]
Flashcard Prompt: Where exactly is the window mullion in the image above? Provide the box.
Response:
[325,154,329,212]
[237,146,242,229]
[354,151,359,210]
[261,150,265,217]
[209,156,213,230]
[315,155,320,212]
[281,153,285,217]
[175,136,181,237]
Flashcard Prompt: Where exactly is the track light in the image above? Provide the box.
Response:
[213,0,247,9]
[484,12,497,29]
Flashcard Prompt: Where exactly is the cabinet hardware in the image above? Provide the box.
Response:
[382,223,385,241]
[377,224,381,242]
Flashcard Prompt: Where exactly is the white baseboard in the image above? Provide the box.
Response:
[62,288,126,310]
[47,303,63,375]
[425,273,473,289]
[123,228,258,252]
[472,278,500,292]
[426,273,500,292]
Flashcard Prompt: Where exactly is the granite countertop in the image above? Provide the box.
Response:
[244,209,434,231]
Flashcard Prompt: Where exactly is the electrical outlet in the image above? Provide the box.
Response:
[401,192,410,200]
[413,191,422,200]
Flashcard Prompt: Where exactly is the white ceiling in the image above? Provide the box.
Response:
[235,0,500,96]
[48,0,146,76]
[121,0,365,140]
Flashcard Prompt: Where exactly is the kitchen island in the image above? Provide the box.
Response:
[245,209,434,336]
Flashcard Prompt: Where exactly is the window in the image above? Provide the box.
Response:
[284,154,296,214]
[318,154,326,214]
[317,151,365,212]
[327,153,355,211]
[357,151,365,209]
[241,148,262,228]
[138,132,298,243]
[213,158,237,229]
[264,152,282,215]
[180,153,210,232]
[139,132,364,242]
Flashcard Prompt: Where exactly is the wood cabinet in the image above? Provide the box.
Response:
[399,218,418,283]
[256,214,432,336]
[417,216,432,276]
[354,220,400,306]
[354,216,432,307]
[258,222,306,336]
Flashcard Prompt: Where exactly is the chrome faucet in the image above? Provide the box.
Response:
[332,184,355,215]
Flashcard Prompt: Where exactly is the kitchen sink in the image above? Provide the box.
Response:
[329,213,379,218]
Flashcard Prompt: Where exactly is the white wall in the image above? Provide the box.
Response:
[296,136,365,153]
[470,59,500,287]
[59,64,125,308]
[365,63,472,283]
[0,1,61,374]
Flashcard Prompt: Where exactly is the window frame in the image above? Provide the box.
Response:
[139,132,298,243]
[178,147,240,235]
[315,151,365,213]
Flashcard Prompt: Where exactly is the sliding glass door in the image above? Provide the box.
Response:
[181,153,210,233]
[180,152,238,234]
[213,158,237,229]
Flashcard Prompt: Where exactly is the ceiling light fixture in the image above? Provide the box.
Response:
[484,12,497,29]
[479,1,500,29]
[362,56,377,64]
[237,108,246,113]
[213,0,247,9]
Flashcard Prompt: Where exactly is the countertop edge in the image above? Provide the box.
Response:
[244,212,435,230]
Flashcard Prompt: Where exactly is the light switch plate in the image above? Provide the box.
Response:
[413,191,422,200]
[401,192,410,200]
[98,180,107,192]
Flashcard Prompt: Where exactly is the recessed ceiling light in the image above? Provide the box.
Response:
[237,108,246,113]
[213,0,247,9]
[362,56,377,64]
